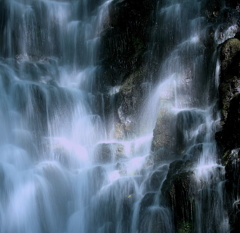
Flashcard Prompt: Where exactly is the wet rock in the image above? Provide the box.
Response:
[221,38,240,77]
[116,162,127,176]
[94,142,125,163]
[94,143,113,163]
[161,160,195,233]
[113,123,125,139]
[201,0,223,22]
[183,143,204,162]
[219,38,240,122]
[98,0,157,140]
[216,33,240,233]
[216,93,240,151]
[176,110,205,152]
[100,0,154,78]
[167,171,195,233]
[117,69,147,138]
[151,107,176,162]
[149,165,169,191]
[138,192,156,231]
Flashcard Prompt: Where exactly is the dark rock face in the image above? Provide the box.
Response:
[216,95,240,232]
[100,0,155,87]
[152,108,177,161]
[117,68,148,137]
[216,21,240,232]
[98,0,156,139]
[161,160,195,233]
[217,94,240,150]
[218,38,240,123]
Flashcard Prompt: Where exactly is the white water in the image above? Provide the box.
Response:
[138,0,231,232]
[0,0,235,232]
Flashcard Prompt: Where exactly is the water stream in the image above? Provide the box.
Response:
[0,0,235,232]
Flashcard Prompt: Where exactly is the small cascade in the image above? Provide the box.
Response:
[135,0,231,232]
[0,0,237,232]
[0,0,114,232]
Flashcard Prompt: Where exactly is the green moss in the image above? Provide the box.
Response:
[120,74,135,92]
[177,221,192,233]
[221,38,240,72]
[222,150,231,166]
[119,69,143,92]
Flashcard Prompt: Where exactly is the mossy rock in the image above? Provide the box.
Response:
[177,221,192,233]
[222,150,232,166]
[221,38,240,77]
[219,38,240,123]
[119,69,145,93]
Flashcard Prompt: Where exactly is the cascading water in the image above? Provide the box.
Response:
[137,0,232,232]
[0,0,112,232]
[0,0,237,232]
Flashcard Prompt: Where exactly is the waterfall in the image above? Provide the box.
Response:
[0,0,237,232]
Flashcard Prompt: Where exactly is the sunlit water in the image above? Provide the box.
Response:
[0,0,236,232]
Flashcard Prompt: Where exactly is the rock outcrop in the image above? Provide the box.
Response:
[216,30,240,233]
[98,0,156,138]
[161,160,195,233]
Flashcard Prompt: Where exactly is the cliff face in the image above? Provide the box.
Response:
[99,0,240,231]
[0,0,240,231]
[213,3,240,233]
[98,0,157,138]
[216,34,240,233]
